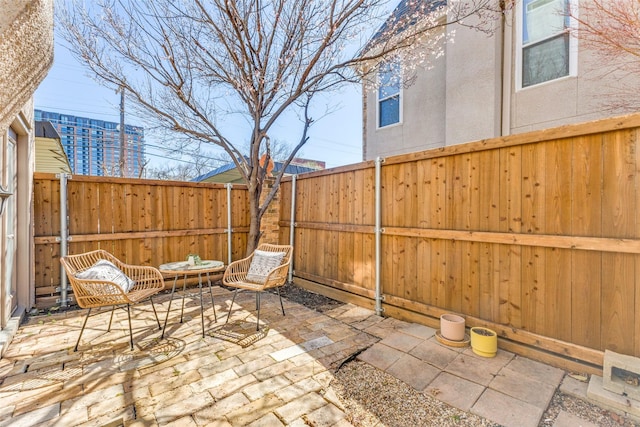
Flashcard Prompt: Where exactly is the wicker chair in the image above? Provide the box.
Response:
[223,244,293,330]
[60,249,165,351]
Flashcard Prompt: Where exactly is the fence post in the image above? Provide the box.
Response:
[288,175,297,284]
[226,183,233,266]
[375,157,384,316]
[57,173,72,307]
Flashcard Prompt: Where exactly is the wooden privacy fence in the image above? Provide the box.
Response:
[278,114,640,372]
[33,174,250,309]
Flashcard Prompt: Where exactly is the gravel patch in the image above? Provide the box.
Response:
[332,360,499,427]
[331,361,640,427]
[541,390,639,427]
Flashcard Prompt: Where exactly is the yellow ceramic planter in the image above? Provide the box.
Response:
[470,327,497,358]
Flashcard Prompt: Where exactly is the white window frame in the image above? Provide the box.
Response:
[376,60,403,129]
[515,0,578,90]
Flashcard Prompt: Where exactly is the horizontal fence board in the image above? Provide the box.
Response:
[381,293,604,366]
[281,221,640,254]
[382,227,640,253]
[34,228,247,244]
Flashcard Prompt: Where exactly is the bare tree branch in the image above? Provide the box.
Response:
[58,0,506,253]
[569,0,640,111]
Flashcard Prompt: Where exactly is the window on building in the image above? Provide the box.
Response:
[378,60,401,128]
[521,0,573,88]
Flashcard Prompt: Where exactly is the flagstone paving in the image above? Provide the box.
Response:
[0,285,632,426]
[0,288,380,426]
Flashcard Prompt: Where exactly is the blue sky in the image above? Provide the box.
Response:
[34,40,365,170]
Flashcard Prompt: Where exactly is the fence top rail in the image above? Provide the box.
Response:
[281,160,375,182]
[33,173,249,190]
[283,112,640,182]
[381,112,640,166]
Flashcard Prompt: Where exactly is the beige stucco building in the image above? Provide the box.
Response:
[363,0,640,159]
[0,0,54,355]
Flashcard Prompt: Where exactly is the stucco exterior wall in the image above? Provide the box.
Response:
[0,0,28,33]
[508,7,640,133]
[444,17,503,145]
[0,0,54,130]
[364,22,501,160]
[364,29,447,159]
[363,0,640,160]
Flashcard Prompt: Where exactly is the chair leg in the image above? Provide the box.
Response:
[276,287,285,316]
[226,288,239,324]
[149,296,161,330]
[180,273,187,323]
[127,304,134,351]
[198,274,205,338]
[162,275,179,339]
[74,308,92,352]
[107,306,115,332]
[256,292,261,331]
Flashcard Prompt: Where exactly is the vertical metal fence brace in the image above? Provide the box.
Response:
[288,175,297,284]
[226,183,233,266]
[56,173,72,307]
[375,157,384,316]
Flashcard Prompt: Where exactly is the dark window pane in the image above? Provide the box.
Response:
[379,95,400,127]
[523,33,569,87]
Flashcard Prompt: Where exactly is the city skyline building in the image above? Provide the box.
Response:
[34,109,145,177]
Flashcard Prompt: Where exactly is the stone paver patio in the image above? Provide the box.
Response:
[0,285,633,427]
[0,287,381,426]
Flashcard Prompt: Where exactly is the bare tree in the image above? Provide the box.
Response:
[569,0,640,110]
[59,0,508,254]
[147,135,227,179]
[146,162,205,181]
[144,153,222,181]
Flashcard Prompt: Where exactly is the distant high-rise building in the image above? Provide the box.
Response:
[34,109,145,177]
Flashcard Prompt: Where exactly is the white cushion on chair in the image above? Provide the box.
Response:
[246,250,285,284]
[75,259,135,293]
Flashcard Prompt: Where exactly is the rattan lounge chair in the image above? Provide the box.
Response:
[223,243,293,330]
[60,249,165,351]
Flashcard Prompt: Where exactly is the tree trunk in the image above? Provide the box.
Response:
[246,182,263,256]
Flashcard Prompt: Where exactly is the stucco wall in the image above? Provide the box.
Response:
[0,0,54,130]
[508,9,640,134]
[0,0,28,32]
[363,0,640,160]
[444,17,503,145]
[365,29,447,159]
[364,19,503,160]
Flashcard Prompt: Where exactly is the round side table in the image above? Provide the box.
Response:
[159,260,225,338]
